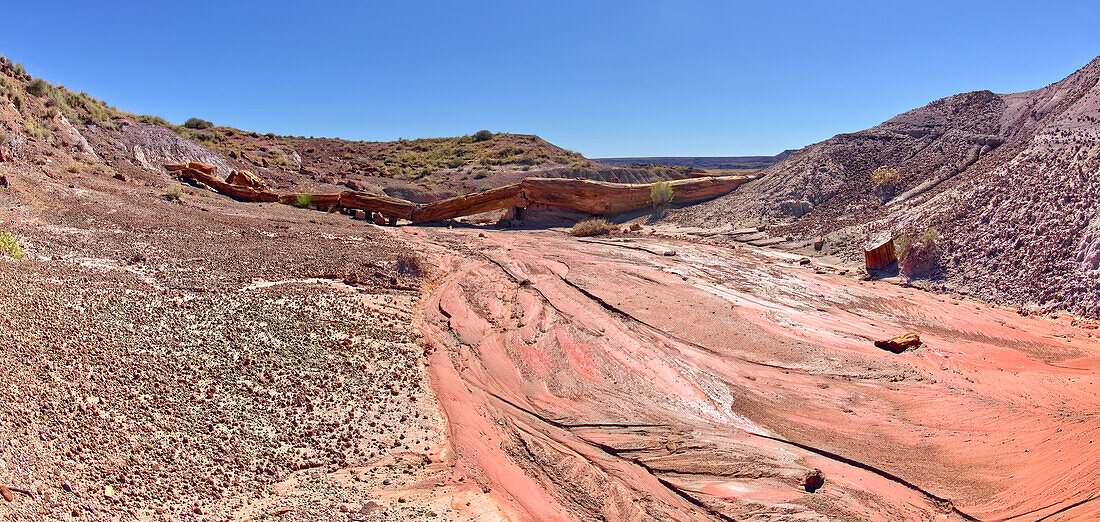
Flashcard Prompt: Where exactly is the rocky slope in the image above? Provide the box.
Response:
[0,55,689,210]
[674,55,1100,317]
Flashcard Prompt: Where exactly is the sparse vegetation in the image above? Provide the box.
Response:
[896,227,940,276]
[184,117,214,130]
[570,218,616,237]
[650,181,674,207]
[871,166,899,186]
[292,193,313,209]
[25,78,47,97]
[164,185,183,201]
[23,120,45,140]
[0,231,25,260]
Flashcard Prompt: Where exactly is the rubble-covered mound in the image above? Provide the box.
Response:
[674,55,1100,316]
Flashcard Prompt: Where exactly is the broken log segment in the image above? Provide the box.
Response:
[173,167,280,203]
[864,237,897,271]
[339,191,416,220]
[409,183,524,223]
[279,193,342,209]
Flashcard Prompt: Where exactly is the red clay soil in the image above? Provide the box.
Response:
[412,229,1100,521]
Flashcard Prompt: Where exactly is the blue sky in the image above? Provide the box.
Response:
[2,1,1097,157]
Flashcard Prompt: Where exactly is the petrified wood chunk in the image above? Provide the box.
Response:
[864,237,896,271]
[874,332,921,353]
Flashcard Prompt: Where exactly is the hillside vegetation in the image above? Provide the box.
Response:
[0,54,696,204]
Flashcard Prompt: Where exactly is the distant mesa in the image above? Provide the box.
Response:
[594,150,795,170]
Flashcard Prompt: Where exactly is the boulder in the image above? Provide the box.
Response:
[874,332,921,353]
[372,212,387,226]
[779,199,813,217]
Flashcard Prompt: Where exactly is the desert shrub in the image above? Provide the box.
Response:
[394,253,423,277]
[164,185,183,201]
[11,94,22,109]
[183,117,213,129]
[292,193,313,208]
[472,130,493,142]
[67,163,81,173]
[0,231,25,260]
[897,228,940,276]
[570,218,616,237]
[871,166,899,186]
[446,157,464,169]
[650,181,674,207]
[25,78,47,97]
[23,120,45,139]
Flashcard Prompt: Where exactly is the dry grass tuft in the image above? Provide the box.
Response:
[570,218,616,237]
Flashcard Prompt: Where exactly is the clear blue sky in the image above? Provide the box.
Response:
[2,1,1097,157]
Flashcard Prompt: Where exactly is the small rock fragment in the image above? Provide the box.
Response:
[875,332,921,353]
[798,257,811,265]
[1,486,12,502]
[803,469,825,492]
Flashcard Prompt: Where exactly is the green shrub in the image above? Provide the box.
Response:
[164,185,183,201]
[292,193,313,208]
[472,130,493,142]
[649,181,674,207]
[25,78,47,97]
[570,218,616,237]
[0,231,25,260]
[183,117,213,129]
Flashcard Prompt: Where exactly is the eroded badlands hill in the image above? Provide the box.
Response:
[675,55,1100,317]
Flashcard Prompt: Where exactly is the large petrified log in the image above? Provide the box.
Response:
[165,163,753,224]
[408,176,753,223]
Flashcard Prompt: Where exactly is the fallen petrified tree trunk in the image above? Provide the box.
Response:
[166,163,754,224]
[169,163,280,203]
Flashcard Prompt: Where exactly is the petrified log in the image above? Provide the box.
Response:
[225,169,267,190]
[163,163,753,224]
[874,332,921,353]
[170,167,280,203]
[339,191,416,220]
[864,237,897,271]
[279,193,341,209]
[372,212,386,226]
[187,161,216,176]
[409,176,752,223]
[409,184,523,223]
